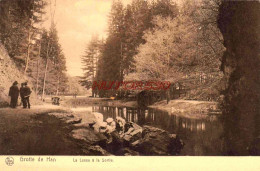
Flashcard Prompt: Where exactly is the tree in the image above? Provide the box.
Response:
[123,0,179,75]
[122,0,152,75]
[81,35,102,96]
[0,0,47,70]
[94,0,179,97]
[133,16,199,81]
[151,0,178,18]
[96,0,179,83]
[39,26,67,98]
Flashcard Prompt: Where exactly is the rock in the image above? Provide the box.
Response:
[106,118,113,123]
[106,121,116,133]
[48,112,82,124]
[132,123,142,130]
[120,121,143,146]
[105,131,124,154]
[123,148,140,156]
[131,139,141,147]
[125,127,135,135]
[66,117,82,124]
[72,128,107,146]
[93,112,103,125]
[124,122,142,133]
[92,112,104,132]
[115,117,126,133]
[74,122,91,128]
[132,125,184,155]
[89,122,96,129]
[98,122,108,133]
[111,131,123,144]
[124,122,133,132]
[122,128,142,145]
[48,112,74,119]
[83,145,113,156]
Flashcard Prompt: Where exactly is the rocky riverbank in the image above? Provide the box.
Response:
[48,110,184,156]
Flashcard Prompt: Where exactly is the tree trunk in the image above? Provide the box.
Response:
[120,41,123,81]
[35,41,42,96]
[24,30,31,73]
[41,41,50,100]
[56,77,60,96]
[42,58,49,100]
[36,59,39,96]
[24,0,35,73]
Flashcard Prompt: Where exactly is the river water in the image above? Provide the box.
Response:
[89,106,223,156]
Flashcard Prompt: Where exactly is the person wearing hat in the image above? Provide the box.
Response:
[23,82,32,109]
[8,81,20,108]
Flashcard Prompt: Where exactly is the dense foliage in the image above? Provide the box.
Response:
[0,0,68,97]
[81,0,224,100]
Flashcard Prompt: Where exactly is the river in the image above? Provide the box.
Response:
[86,106,223,156]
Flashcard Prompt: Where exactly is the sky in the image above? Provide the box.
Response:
[43,0,132,77]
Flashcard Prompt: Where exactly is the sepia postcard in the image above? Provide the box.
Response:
[0,0,259,170]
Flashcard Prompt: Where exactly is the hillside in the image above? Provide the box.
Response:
[0,43,39,107]
[66,75,90,96]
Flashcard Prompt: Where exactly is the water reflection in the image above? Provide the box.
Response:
[92,106,216,132]
[92,106,223,155]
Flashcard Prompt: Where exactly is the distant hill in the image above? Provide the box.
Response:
[66,75,90,96]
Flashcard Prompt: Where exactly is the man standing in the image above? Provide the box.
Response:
[20,83,26,108]
[8,81,19,108]
[23,82,32,109]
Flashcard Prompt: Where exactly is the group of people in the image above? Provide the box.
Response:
[8,81,32,109]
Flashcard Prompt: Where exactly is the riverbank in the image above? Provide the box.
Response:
[65,97,138,108]
[65,97,221,118]
[0,104,184,155]
[149,99,221,118]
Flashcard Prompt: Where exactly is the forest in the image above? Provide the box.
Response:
[81,0,224,100]
[0,0,69,98]
[0,0,259,157]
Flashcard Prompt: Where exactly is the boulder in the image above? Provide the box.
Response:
[93,112,103,125]
[115,117,126,133]
[48,112,82,124]
[66,117,82,124]
[131,125,184,155]
[105,131,124,154]
[48,112,74,120]
[74,122,91,128]
[92,112,104,132]
[121,122,143,146]
[123,148,140,156]
[122,128,142,145]
[72,128,107,146]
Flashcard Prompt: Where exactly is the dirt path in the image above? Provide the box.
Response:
[0,104,64,115]
[0,104,95,155]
